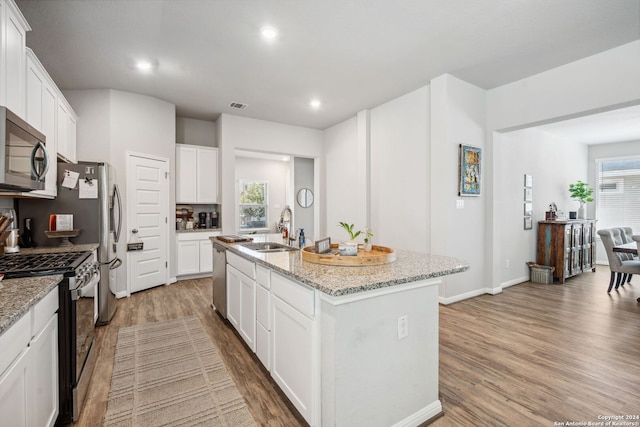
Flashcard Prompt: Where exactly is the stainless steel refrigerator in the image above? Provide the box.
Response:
[18,161,122,325]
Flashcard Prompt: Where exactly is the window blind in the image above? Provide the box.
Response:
[596,157,640,234]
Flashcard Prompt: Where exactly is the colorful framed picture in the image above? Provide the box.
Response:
[458,145,481,196]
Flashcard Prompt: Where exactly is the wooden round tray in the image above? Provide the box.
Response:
[301,244,396,266]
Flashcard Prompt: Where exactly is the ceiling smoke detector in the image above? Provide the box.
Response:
[229,102,248,110]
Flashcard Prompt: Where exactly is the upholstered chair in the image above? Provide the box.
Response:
[597,229,640,292]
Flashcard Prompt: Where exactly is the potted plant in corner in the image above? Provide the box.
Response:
[568,180,594,220]
[338,222,361,256]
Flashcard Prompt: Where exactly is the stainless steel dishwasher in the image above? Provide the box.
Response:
[212,244,227,318]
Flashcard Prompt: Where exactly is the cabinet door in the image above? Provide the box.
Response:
[67,114,77,163]
[271,296,314,423]
[226,265,242,330]
[570,224,583,275]
[582,222,594,270]
[175,145,197,203]
[30,314,58,427]
[196,147,218,203]
[0,347,30,427]
[56,100,69,161]
[3,5,27,117]
[239,271,256,352]
[25,52,58,198]
[199,240,213,273]
[176,241,199,275]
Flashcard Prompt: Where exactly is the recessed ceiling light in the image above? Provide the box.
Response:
[260,26,279,40]
[136,61,153,72]
[310,99,322,109]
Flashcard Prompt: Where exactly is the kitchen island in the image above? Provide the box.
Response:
[212,235,469,427]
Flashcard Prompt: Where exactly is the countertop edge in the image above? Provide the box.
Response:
[0,275,63,335]
[212,237,470,297]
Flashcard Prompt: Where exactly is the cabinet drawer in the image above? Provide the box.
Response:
[0,313,30,376]
[227,251,255,279]
[176,231,218,242]
[32,287,58,337]
[256,265,270,289]
[271,272,314,318]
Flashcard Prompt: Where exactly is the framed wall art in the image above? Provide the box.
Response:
[458,145,481,196]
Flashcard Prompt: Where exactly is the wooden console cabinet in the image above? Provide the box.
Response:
[536,220,596,283]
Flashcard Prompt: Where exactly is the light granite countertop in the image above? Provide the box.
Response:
[0,275,62,336]
[0,243,98,336]
[212,234,469,297]
[176,228,222,234]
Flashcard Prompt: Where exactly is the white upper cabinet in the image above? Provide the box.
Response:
[56,96,77,164]
[176,144,218,204]
[25,49,58,198]
[0,0,29,118]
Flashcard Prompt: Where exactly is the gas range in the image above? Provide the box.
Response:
[0,251,93,279]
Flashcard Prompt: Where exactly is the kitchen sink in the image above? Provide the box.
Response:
[239,242,299,253]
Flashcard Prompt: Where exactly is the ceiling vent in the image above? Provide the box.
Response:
[229,102,248,110]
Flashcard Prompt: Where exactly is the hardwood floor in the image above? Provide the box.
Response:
[76,268,640,426]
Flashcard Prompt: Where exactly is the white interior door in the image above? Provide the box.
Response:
[127,153,169,294]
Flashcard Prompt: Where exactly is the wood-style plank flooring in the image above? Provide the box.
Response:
[76,267,640,426]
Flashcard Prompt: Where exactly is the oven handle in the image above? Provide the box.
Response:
[71,271,100,301]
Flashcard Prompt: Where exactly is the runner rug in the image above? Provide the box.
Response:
[103,317,256,426]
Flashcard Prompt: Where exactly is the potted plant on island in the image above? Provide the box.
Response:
[338,222,361,256]
[568,180,594,220]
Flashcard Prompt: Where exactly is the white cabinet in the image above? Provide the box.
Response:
[270,272,316,424]
[0,0,29,118]
[30,314,58,427]
[226,251,256,351]
[0,286,59,427]
[176,231,219,277]
[176,144,218,203]
[56,97,77,163]
[24,49,58,198]
[255,265,271,370]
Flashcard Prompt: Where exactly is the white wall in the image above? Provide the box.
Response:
[176,117,216,147]
[499,128,588,285]
[235,156,289,233]
[370,86,430,252]
[65,89,176,295]
[430,75,487,302]
[217,114,323,235]
[323,117,360,242]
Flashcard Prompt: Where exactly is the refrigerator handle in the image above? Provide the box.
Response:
[109,257,123,270]
[113,184,123,243]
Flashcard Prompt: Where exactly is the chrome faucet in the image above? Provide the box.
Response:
[277,205,292,233]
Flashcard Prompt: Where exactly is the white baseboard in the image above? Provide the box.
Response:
[115,290,128,299]
[501,276,529,289]
[391,400,442,427]
[439,287,489,305]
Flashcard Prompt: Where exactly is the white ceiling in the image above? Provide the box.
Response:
[15,0,640,131]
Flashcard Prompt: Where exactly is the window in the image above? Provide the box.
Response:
[596,157,640,233]
[239,180,269,229]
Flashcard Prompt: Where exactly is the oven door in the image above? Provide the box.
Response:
[70,269,100,420]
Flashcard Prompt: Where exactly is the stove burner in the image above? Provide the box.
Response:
[0,251,91,278]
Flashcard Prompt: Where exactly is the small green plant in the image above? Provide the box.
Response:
[568,181,594,203]
[338,222,362,241]
[364,226,374,244]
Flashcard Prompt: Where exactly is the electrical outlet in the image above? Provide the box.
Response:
[505,258,510,269]
[397,315,409,339]
[456,199,464,209]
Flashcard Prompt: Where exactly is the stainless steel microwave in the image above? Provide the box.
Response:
[0,106,49,191]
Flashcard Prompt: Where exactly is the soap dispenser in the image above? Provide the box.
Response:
[298,228,305,248]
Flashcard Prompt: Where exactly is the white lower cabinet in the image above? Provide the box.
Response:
[176,231,220,277]
[270,272,316,425]
[0,286,59,427]
[30,314,59,427]
[226,261,256,351]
